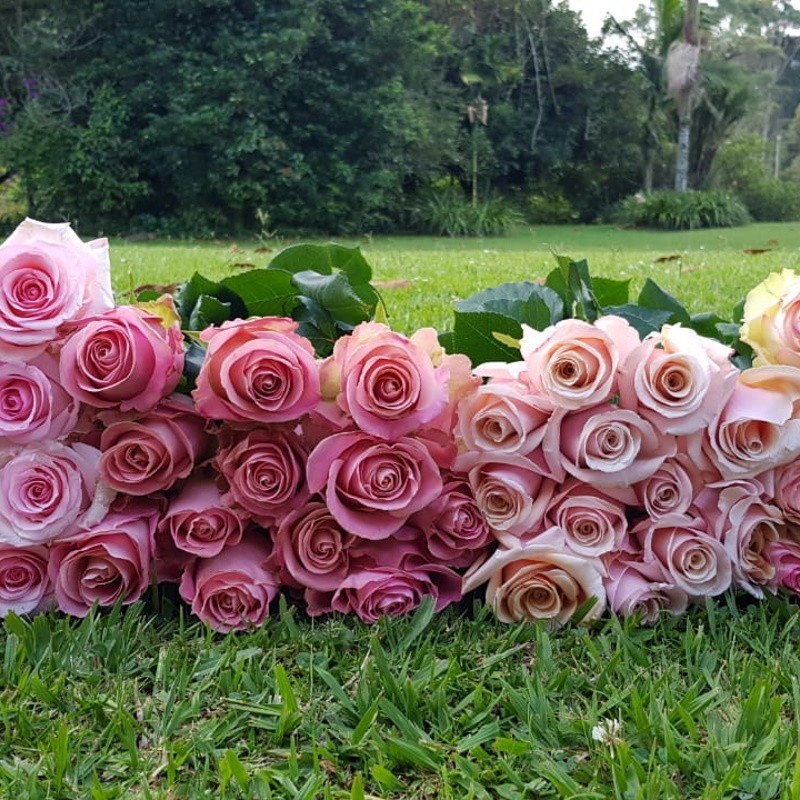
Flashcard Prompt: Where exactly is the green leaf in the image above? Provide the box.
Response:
[175,272,246,324]
[457,281,563,330]
[453,311,523,364]
[188,294,232,331]
[547,256,599,322]
[593,276,630,308]
[291,270,370,326]
[293,297,340,357]
[603,304,673,338]
[180,337,207,392]
[637,278,691,324]
[269,243,373,285]
[438,330,456,353]
[221,268,299,318]
[688,311,726,340]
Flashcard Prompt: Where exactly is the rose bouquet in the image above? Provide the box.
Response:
[0,217,799,632]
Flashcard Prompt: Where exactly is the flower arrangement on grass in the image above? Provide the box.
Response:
[1,217,799,631]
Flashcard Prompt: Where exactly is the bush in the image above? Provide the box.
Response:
[615,189,750,230]
[526,190,579,224]
[411,183,523,237]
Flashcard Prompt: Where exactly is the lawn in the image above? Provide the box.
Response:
[3,222,800,799]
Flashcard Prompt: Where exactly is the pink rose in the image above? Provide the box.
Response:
[215,426,308,526]
[158,476,245,558]
[619,325,737,435]
[49,506,156,617]
[59,302,184,412]
[193,317,320,423]
[635,456,702,518]
[0,543,52,616]
[454,451,555,546]
[767,461,800,524]
[635,514,732,598]
[544,478,628,557]
[329,322,447,438]
[306,432,443,540]
[556,404,676,488]
[410,477,493,567]
[463,538,607,624]
[179,534,279,632]
[604,555,688,624]
[456,380,551,455]
[0,441,112,545]
[766,538,800,594]
[520,316,639,410]
[0,351,78,443]
[0,218,113,360]
[99,395,209,495]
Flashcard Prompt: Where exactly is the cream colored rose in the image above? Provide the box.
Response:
[741,269,800,367]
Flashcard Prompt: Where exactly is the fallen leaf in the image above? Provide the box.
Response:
[741,248,772,255]
[374,279,413,290]
[654,254,683,263]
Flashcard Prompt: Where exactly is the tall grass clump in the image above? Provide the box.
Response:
[616,189,750,230]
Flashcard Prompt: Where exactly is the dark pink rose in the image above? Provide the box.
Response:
[0,218,113,360]
[0,543,52,616]
[767,538,800,594]
[306,432,443,540]
[604,555,688,624]
[179,534,279,633]
[59,301,184,412]
[215,426,308,526]
[99,395,210,495]
[159,476,245,558]
[556,404,676,488]
[193,317,320,423]
[329,322,447,438]
[0,441,113,545]
[410,477,493,567]
[455,451,555,546]
[49,506,156,617]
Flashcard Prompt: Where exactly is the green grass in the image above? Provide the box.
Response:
[4,223,800,799]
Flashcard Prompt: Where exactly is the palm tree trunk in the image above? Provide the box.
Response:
[675,112,691,192]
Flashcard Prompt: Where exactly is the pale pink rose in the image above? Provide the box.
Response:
[272,501,363,591]
[49,506,156,617]
[603,555,688,624]
[193,317,320,423]
[619,325,738,435]
[59,302,184,412]
[702,366,800,479]
[99,395,209,495]
[635,456,702,518]
[0,218,113,360]
[543,478,628,557]
[0,543,52,616]
[556,404,676,488]
[767,461,800,524]
[695,480,780,597]
[306,432,443,540]
[0,441,112,545]
[159,476,245,558]
[328,322,447,438]
[179,534,279,632]
[410,477,493,567]
[635,514,732,598]
[463,538,607,624]
[454,451,555,545]
[456,380,551,455]
[0,352,78,443]
[520,316,639,410]
[214,426,308,526]
[307,562,462,623]
[766,538,800,594]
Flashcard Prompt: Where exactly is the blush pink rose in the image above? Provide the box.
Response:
[49,506,156,617]
[306,432,443,540]
[0,543,52,616]
[99,395,210,495]
[520,315,639,410]
[193,317,320,423]
[454,451,555,546]
[635,456,702,518]
[59,302,184,412]
[0,441,113,545]
[214,426,308,526]
[0,351,79,443]
[556,404,676,488]
[463,538,607,624]
[766,538,800,594]
[0,218,113,360]
[179,534,279,633]
[603,555,688,624]
[619,325,738,435]
[767,461,800,524]
[159,476,245,558]
[456,380,551,455]
[328,322,447,438]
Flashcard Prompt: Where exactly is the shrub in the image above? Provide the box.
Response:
[412,183,523,237]
[526,190,579,224]
[615,189,750,230]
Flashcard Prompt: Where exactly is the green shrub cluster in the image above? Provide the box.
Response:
[615,189,750,230]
